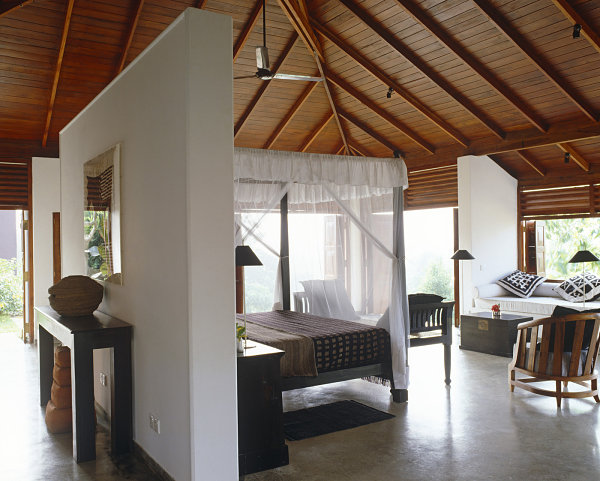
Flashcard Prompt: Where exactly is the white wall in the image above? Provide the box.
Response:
[458,155,518,313]
[32,157,60,308]
[59,9,236,480]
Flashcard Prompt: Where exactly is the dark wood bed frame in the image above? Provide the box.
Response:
[279,298,454,403]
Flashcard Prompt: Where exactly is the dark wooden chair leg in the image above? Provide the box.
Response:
[556,381,562,408]
[444,343,451,385]
[592,379,599,403]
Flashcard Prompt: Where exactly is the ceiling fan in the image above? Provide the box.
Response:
[234,0,323,82]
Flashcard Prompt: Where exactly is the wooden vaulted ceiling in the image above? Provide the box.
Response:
[2,0,600,186]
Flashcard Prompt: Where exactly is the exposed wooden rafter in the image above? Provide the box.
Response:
[471,0,598,122]
[335,144,346,155]
[405,118,600,170]
[348,144,368,156]
[338,109,402,155]
[390,0,548,133]
[264,81,319,149]
[0,0,34,18]
[233,0,263,63]
[549,0,600,55]
[515,150,546,177]
[299,112,334,152]
[42,0,75,147]
[276,0,324,60]
[234,33,298,138]
[315,55,350,154]
[556,143,591,172]
[116,0,145,75]
[311,19,474,145]
[327,71,435,154]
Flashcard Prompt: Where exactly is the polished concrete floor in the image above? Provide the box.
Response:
[0,333,161,481]
[1,331,599,481]
[248,335,600,481]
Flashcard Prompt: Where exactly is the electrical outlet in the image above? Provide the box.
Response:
[99,372,107,387]
[149,414,160,434]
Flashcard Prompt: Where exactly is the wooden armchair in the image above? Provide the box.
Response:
[408,294,455,385]
[508,313,600,407]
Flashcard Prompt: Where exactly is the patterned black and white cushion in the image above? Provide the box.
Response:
[553,274,600,303]
[496,270,546,298]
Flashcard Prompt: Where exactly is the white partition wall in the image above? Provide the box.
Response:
[458,155,518,313]
[59,9,236,480]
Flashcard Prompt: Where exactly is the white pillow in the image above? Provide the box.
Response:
[300,279,359,320]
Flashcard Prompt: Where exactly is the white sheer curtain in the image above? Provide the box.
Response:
[233,148,410,389]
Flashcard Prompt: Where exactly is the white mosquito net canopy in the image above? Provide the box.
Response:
[234,147,410,389]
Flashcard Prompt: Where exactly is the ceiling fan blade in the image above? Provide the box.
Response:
[234,75,258,80]
[272,73,324,82]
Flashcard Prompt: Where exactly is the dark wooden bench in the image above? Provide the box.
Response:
[408,294,455,385]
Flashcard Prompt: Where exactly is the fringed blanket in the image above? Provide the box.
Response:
[241,311,391,378]
[245,320,318,377]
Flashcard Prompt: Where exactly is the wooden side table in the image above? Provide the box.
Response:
[36,306,133,463]
[460,312,533,357]
[237,341,289,475]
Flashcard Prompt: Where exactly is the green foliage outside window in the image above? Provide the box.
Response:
[84,210,111,280]
[418,258,454,300]
[545,218,600,279]
[0,258,23,316]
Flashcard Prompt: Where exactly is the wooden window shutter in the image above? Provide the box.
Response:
[85,165,113,211]
[519,184,597,220]
[0,162,29,209]
[404,165,457,211]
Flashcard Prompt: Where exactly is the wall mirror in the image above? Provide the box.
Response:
[83,144,122,284]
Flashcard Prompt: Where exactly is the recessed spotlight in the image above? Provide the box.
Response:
[573,24,582,39]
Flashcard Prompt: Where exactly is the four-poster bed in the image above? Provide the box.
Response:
[234,148,411,402]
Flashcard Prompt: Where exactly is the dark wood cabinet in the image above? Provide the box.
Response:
[237,341,289,476]
[460,312,533,357]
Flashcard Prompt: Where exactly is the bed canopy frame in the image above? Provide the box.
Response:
[234,147,411,396]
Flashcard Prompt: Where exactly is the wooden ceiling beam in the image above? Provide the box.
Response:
[338,108,402,155]
[234,33,298,138]
[471,0,598,122]
[315,55,349,154]
[556,143,590,172]
[549,0,600,55]
[264,81,319,149]
[0,0,34,18]
[335,144,346,155]
[194,0,209,8]
[233,0,263,63]
[42,0,75,147]
[116,0,145,75]
[311,19,475,145]
[299,112,334,152]
[276,0,324,61]
[514,150,546,177]
[404,118,600,170]
[390,0,548,132]
[348,144,368,157]
[327,71,435,154]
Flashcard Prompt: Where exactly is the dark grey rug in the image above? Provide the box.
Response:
[283,400,395,441]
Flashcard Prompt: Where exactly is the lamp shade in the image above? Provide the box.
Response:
[568,250,599,264]
[235,245,263,266]
[451,249,475,260]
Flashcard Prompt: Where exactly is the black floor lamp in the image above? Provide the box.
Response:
[568,249,599,309]
[236,245,262,349]
[451,249,475,318]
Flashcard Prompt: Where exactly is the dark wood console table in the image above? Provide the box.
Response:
[237,341,289,475]
[36,306,133,463]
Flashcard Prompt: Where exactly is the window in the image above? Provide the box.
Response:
[544,218,600,279]
[404,207,454,300]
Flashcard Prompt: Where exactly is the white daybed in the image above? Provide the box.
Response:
[473,282,600,319]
